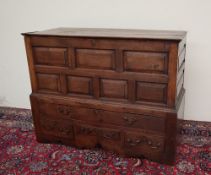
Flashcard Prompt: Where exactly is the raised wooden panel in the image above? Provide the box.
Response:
[75,49,115,70]
[100,79,128,100]
[67,76,93,96]
[136,82,167,104]
[33,47,67,66]
[37,73,60,93]
[123,51,167,73]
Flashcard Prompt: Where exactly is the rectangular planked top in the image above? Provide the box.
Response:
[22,27,187,41]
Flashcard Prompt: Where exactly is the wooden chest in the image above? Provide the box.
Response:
[22,28,186,165]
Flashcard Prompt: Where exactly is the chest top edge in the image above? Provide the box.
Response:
[21,27,187,41]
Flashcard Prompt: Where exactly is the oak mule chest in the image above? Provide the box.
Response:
[23,28,186,165]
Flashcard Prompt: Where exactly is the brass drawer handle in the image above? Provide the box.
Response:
[123,115,137,125]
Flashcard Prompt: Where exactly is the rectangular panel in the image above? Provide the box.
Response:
[33,47,67,66]
[100,79,128,100]
[75,49,115,70]
[136,82,167,103]
[67,76,93,96]
[37,73,60,93]
[123,51,167,73]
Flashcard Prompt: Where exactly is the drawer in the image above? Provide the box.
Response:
[39,115,74,139]
[38,101,101,122]
[124,131,165,160]
[33,47,68,67]
[74,123,121,150]
[38,100,166,133]
[75,123,121,140]
[98,111,166,133]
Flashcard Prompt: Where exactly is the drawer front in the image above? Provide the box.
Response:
[39,115,74,139]
[98,111,166,133]
[75,123,121,141]
[33,47,68,67]
[74,123,121,149]
[123,51,168,74]
[37,100,166,133]
[38,101,98,121]
[124,131,165,160]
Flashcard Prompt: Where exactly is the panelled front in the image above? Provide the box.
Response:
[31,36,170,106]
[24,29,186,165]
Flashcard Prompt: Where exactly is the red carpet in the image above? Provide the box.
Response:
[0,107,210,175]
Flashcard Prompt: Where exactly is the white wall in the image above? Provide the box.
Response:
[0,0,210,121]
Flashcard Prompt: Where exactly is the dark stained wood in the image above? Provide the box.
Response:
[33,47,67,67]
[23,28,186,165]
[29,36,169,52]
[24,36,38,91]
[67,76,93,96]
[75,49,115,70]
[136,82,167,104]
[100,79,128,100]
[36,73,61,93]
[35,65,169,84]
[22,27,187,40]
[124,131,165,162]
[167,43,178,107]
[123,51,167,74]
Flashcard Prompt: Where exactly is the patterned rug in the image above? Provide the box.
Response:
[0,107,210,175]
